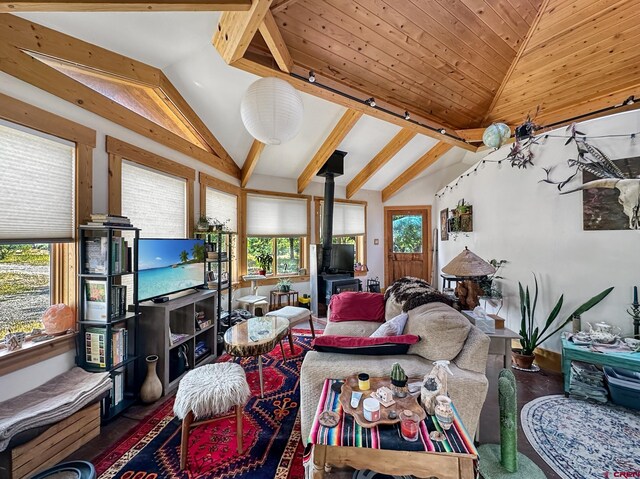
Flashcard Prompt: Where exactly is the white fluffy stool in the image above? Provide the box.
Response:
[266,306,315,354]
[173,362,250,470]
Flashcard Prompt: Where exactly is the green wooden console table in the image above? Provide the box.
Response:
[561,334,640,394]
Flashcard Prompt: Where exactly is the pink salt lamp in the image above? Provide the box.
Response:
[42,304,75,335]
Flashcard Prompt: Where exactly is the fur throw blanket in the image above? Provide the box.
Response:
[385,276,453,312]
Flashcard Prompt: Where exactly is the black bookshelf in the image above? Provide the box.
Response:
[194,230,235,334]
[76,225,140,421]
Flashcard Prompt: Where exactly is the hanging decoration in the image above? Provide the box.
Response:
[240,77,304,145]
[482,122,511,149]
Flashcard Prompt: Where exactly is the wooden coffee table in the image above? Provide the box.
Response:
[223,316,289,397]
[308,379,477,479]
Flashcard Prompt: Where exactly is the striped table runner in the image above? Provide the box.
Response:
[309,379,477,456]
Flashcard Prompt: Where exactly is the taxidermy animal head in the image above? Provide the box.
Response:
[560,139,640,229]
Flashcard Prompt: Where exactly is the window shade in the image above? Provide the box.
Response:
[246,193,307,236]
[0,122,75,242]
[206,187,238,232]
[321,201,366,236]
[121,160,186,238]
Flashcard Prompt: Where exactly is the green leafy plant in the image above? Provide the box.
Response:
[255,252,273,273]
[518,275,613,356]
[196,215,210,231]
[277,277,292,292]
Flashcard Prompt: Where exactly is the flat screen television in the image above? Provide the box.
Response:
[138,238,205,302]
[316,243,355,273]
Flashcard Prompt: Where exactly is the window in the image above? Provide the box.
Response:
[0,120,75,337]
[205,187,238,233]
[0,244,51,336]
[122,160,187,238]
[245,192,309,276]
[392,214,423,253]
[317,199,367,266]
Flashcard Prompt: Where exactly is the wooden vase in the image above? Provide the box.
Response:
[140,355,163,403]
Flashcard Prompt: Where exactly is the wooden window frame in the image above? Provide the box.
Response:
[0,94,95,373]
[241,189,311,281]
[106,136,195,235]
[313,197,368,274]
[199,172,242,283]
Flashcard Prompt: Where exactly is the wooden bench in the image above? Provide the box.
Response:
[0,402,100,478]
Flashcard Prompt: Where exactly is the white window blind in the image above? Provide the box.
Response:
[246,193,307,236]
[121,160,186,238]
[321,201,366,236]
[205,187,238,232]
[0,122,75,242]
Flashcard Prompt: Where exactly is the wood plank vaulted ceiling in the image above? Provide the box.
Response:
[255,0,545,130]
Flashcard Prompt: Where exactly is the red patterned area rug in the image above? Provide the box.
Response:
[94,331,317,479]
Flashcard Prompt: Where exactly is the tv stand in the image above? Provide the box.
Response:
[139,289,218,395]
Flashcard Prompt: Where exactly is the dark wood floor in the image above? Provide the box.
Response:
[63,343,565,478]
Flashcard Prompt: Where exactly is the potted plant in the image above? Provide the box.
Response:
[196,215,210,232]
[514,275,613,369]
[277,277,292,292]
[479,259,507,314]
[255,252,273,276]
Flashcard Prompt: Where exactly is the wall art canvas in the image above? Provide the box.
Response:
[582,156,640,230]
[440,208,449,241]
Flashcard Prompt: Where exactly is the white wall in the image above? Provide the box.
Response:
[435,110,640,353]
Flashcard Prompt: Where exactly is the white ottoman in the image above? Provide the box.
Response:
[174,363,250,470]
[266,305,315,354]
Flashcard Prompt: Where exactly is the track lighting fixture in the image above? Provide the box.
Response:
[404,111,410,120]
[439,128,446,134]
[624,95,635,105]
[308,70,316,83]
[366,97,376,107]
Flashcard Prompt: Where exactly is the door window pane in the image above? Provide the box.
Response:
[392,215,422,253]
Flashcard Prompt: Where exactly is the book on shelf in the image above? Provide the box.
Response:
[170,332,190,345]
[85,280,107,321]
[112,327,128,366]
[111,371,125,406]
[88,214,132,226]
[84,282,128,321]
[85,327,106,367]
[84,237,132,274]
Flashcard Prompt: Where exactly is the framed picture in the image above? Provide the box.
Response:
[440,208,449,241]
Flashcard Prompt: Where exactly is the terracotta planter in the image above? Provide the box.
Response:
[512,349,536,369]
[258,269,266,276]
[140,355,163,403]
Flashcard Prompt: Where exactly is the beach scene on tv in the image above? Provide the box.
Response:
[138,239,205,301]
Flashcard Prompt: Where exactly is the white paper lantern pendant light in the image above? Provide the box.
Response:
[240,77,304,145]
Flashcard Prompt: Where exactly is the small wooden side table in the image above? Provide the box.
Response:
[270,290,298,309]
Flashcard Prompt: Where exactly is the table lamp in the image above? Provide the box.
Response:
[442,247,495,310]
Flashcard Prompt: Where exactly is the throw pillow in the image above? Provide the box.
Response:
[370,312,408,337]
[329,292,385,322]
[312,334,420,356]
[404,302,471,361]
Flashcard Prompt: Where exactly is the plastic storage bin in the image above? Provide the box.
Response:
[603,366,640,410]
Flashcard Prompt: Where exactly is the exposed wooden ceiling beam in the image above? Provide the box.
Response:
[213,0,272,65]
[240,139,265,187]
[271,0,298,14]
[454,128,487,143]
[381,142,453,202]
[0,14,240,177]
[346,128,416,199]
[157,73,235,165]
[0,0,252,12]
[258,10,292,73]
[232,54,477,153]
[297,109,363,194]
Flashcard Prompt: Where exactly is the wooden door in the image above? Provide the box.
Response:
[384,206,431,287]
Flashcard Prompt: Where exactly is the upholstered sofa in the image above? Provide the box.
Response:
[300,286,490,444]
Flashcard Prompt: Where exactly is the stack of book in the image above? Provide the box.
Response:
[86,214,132,227]
[195,311,210,330]
[194,340,211,362]
[569,361,608,403]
